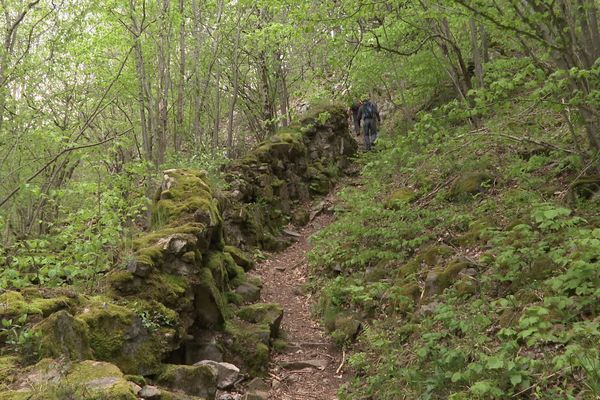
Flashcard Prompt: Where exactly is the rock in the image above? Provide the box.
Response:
[224,246,255,271]
[245,391,269,400]
[11,359,138,400]
[78,297,173,376]
[234,282,261,304]
[246,377,270,391]
[424,258,471,295]
[281,359,328,371]
[194,360,240,389]
[332,314,362,344]
[139,385,161,399]
[218,393,243,400]
[182,336,224,364]
[156,364,218,398]
[237,304,284,338]
[35,310,93,361]
[282,229,302,238]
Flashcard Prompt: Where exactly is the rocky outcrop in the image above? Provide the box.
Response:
[0,104,355,399]
[221,103,356,249]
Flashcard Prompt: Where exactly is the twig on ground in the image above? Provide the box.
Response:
[336,347,346,374]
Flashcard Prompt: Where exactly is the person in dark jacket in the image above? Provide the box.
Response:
[357,99,381,151]
[349,100,362,136]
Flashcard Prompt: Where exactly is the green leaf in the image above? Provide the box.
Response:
[486,356,504,370]
[510,373,523,387]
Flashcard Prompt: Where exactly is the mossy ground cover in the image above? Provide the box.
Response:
[309,99,600,399]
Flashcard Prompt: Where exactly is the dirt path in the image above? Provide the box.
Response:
[254,199,346,400]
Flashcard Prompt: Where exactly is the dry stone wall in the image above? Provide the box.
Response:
[0,104,356,400]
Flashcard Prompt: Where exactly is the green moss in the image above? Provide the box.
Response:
[195,268,227,328]
[454,277,478,297]
[399,283,421,301]
[204,252,227,290]
[421,245,454,266]
[331,314,362,346]
[385,188,417,210]
[435,258,470,292]
[0,291,73,320]
[224,246,255,271]
[36,310,92,361]
[142,273,190,310]
[291,208,310,226]
[77,298,132,361]
[455,220,492,246]
[272,338,289,353]
[225,320,271,376]
[124,374,146,386]
[528,254,556,281]
[0,355,18,385]
[66,360,137,400]
[449,172,492,201]
[135,245,164,269]
[237,303,283,337]
[157,364,217,398]
[0,392,31,400]
[397,259,419,281]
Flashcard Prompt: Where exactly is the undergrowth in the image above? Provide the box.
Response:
[309,76,600,399]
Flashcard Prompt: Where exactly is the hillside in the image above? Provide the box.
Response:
[310,98,600,399]
[2,0,600,399]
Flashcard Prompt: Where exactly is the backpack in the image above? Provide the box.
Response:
[363,102,374,119]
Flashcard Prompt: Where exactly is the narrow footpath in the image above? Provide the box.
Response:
[254,196,347,400]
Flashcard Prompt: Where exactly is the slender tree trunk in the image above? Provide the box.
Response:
[175,0,185,152]
[213,62,221,150]
[259,52,275,135]
[191,0,203,147]
[274,51,289,127]
[469,17,484,88]
[156,0,171,165]
[226,12,243,157]
[129,0,153,161]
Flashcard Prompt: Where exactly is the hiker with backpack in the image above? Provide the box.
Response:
[357,98,381,151]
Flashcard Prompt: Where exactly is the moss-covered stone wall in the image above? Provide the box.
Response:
[221,103,356,249]
[0,104,354,399]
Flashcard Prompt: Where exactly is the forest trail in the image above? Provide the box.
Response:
[254,192,347,400]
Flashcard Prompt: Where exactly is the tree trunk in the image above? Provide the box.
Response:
[469,17,484,88]
[156,0,171,165]
[226,11,243,157]
[175,0,185,152]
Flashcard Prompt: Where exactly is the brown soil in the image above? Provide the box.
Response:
[254,197,347,400]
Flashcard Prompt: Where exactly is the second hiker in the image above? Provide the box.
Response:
[357,98,381,151]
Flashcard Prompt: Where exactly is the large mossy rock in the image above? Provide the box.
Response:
[156,364,218,399]
[77,297,176,376]
[0,359,138,400]
[35,310,92,361]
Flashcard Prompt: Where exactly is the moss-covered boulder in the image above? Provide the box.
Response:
[237,303,283,338]
[225,320,271,376]
[35,310,92,361]
[449,172,492,201]
[224,245,254,271]
[0,290,76,322]
[77,297,175,376]
[1,359,137,400]
[156,364,217,399]
[425,258,472,296]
